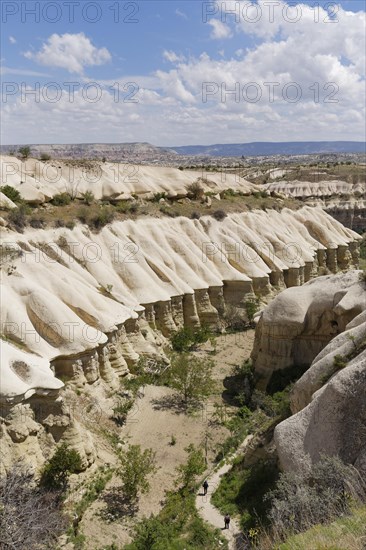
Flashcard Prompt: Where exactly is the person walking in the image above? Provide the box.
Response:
[224,513,231,529]
[202,480,209,495]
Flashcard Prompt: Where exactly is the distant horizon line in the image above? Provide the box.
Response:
[1,140,366,147]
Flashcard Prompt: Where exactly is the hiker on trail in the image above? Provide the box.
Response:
[202,480,208,495]
[224,514,231,529]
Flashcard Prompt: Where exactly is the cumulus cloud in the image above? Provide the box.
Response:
[163,50,186,63]
[24,33,111,74]
[3,2,365,144]
[208,19,232,39]
[9,36,16,44]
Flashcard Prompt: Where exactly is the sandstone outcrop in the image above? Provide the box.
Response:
[252,271,365,387]
[265,179,366,232]
[274,307,366,476]
[0,208,361,472]
[251,271,366,476]
[0,156,259,203]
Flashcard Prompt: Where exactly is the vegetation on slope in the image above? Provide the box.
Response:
[276,505,366,550]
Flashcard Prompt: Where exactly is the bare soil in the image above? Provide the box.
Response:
[80,331,255,549]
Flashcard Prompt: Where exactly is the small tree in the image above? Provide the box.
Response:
[18,146,31,159]
[244,296,260,325]
[168,353,215,405]
[40,153,51,161]
[39,443,82,491]
[176,444,206,491]
[117,445,157,503]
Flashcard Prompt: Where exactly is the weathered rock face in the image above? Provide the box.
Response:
[0,209,361,472]
[264,179,366,232]
[252,271,365,388]
[252,271,366,476]
[274,313,366,476]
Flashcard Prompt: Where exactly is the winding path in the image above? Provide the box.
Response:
[195,434,254,549]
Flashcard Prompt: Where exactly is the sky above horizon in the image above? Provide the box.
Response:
[1,0,365,146]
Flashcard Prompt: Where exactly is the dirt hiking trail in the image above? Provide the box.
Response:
[195,434,254,549]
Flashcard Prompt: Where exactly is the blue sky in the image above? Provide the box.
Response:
[1,0,365,145]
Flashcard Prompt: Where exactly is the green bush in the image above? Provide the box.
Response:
[152,192,167,202]
[212,209,227,221]
[91,207,115,229]
[39,443,82,491]
[29,217,45,228]
[244,296,260,324]
[190,211,201,219]
[186,181,204,200]
[77,206,89,224]
[40,153,51,161]
[360,235,366,259]
[7,203,31,231]
[0,185,21,203]
[81,191,95,205]
[112,399,134,426]
[171,325,212,352]
[51,192,72,206]
[175,444,206,491]
[18,145,31,158]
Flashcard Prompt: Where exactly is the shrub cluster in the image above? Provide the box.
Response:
[0,185,22,203]
[171,325,212,352]
[266,455,366,540]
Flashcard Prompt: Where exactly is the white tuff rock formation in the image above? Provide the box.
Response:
[252,271,366,476]
[0,208,361,472]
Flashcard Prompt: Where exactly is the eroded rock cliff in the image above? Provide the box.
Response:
[0,208,361,472]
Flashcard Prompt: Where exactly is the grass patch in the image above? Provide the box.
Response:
[212,459,279,531]
[125,488,228,550]
[276,506,366,550]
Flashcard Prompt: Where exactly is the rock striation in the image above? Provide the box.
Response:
[252,271,365,387]
[252,271,366,476]
[265,179,366,232]
[0,207,361,472]
[0,156,259,204]
[274,291,366,475]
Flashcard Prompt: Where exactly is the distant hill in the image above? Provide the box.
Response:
[1,141,365,162]
[168,141,366,157]
[0,142,177,162]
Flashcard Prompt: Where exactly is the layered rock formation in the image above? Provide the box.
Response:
[0,156,259,203]
[265,179,366,232]
[273,277,366,475]
[0,208,361,472]
[252,271,365,387]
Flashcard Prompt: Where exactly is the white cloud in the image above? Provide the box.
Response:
[163,50,186,63]
[9,36,16,44]
[3,2,365,145]
[24,33,111,74]
[208,19,232,39]
[175,8,188,20]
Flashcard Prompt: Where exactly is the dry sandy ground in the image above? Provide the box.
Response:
[80,331,255,549]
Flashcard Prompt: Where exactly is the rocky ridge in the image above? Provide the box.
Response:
[252,271,366,476]
[0,207,361,473]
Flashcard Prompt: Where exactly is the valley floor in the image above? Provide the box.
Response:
[76,331,255,549]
